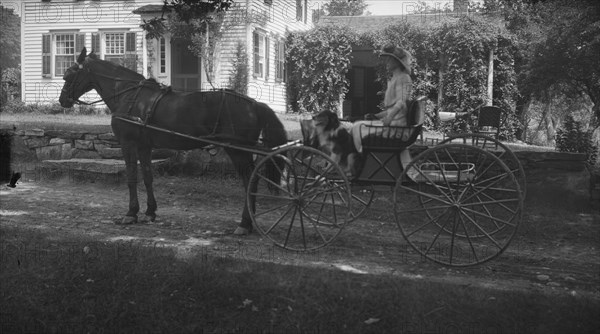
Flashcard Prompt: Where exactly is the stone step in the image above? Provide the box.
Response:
[35,158,170,184]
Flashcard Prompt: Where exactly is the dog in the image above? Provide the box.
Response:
[300,111,362,178]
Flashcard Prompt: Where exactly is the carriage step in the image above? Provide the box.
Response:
[30,158,170,184]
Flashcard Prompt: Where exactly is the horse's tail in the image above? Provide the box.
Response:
[256,103,287,187]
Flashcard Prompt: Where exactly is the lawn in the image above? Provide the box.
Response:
[1,225,598,334]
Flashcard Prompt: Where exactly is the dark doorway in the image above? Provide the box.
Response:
[171,39,202,92]
[344,66,382,119]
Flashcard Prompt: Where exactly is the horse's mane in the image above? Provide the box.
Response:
[87,52,145,81]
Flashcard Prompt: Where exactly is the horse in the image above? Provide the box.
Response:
[59,48,287,235]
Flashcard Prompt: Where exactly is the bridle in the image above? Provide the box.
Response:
[62,61,145,106]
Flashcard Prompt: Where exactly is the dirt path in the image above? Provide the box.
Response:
[1,176,598,299]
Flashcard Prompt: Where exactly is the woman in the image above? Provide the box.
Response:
[350,45,414,152]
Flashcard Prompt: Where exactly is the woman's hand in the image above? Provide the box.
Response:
[363,113,378,120]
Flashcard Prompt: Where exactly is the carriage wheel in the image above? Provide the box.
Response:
[349,184,375,221]
[248,146,351,252]
[439,133,526,197]
[394,144,523,266]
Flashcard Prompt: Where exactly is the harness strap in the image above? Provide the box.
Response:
[143,88,169,125]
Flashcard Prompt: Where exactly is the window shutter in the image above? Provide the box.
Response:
[75,33,86,62]
[42,34,51,78]
[125,32,136,52]
[253,32,259,76]
[125,32,137,71]
[91,33,100,54]
[296,0,302,21]
[265,36,270,80]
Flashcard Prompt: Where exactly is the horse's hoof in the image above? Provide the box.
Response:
[119,216,137,225]
[140,214,156,223]
[233,227,251,236]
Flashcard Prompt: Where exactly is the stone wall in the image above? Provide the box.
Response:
[10,128,122,161]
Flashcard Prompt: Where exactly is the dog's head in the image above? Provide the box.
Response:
[312,110,340,132]
[300,111,341,148]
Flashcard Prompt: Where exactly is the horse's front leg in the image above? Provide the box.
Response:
[138,146,157,222]
[225,149,255,235]
[120,142,140,224]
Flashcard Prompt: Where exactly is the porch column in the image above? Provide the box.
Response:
[486,47,494,106]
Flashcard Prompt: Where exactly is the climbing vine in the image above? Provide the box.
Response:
[286,26,355,114]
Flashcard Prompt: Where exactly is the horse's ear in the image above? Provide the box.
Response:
[77,47,87,64]
[88,52,98,60]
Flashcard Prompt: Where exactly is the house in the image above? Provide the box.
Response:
[18,0,315,113]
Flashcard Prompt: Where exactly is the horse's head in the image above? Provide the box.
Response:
[59,48,97,108]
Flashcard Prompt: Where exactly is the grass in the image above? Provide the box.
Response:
[1,225,598,334]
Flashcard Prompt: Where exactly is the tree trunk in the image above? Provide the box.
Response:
[438,54,448,113]
[515,94,531,141]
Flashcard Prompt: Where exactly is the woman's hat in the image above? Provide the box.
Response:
[380,45,412,73]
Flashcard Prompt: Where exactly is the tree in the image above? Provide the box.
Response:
[324,0,368,16]
[487,0,600,141]
[140,0,234,87]
[1,5,21,104]
[0,6,20,71]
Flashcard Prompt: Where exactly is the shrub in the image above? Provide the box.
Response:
[286,26,355,114]
[555,115,598,167]
[228,40,248,95]
[0,100,109,115]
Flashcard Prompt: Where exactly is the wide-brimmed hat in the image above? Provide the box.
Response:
[379,45,412,73]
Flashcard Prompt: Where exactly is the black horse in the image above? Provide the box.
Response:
[59,48,287,235]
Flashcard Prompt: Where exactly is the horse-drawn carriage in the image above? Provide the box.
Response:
[247,106,525,267]
[60,49,525,267]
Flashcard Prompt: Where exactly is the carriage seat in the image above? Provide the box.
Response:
[360,96,427,152]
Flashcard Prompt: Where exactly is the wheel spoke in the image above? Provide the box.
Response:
[298,207,307,250]
[283,206,298,248]
[256,172,293,196]
[461,206,517,227]
[424,213,453,256]
[400,183,454,206]
[254,201,294,218]
[265,204,294,235]
[405,206,452,237]
[460,210,503,249]
[458,212,479,263]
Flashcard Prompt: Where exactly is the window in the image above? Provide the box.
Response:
[253,30,269,79]
[42,32,85,77]
[296,0,303,21]
[275,40,286,82]
[41,31,136,77]
[296,0,307,23]
[159,37,166,74]
[104,33,125,63]
[102,32,136,70]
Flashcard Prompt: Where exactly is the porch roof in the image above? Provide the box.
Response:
[132,5,168,14]
[317,13,459,33]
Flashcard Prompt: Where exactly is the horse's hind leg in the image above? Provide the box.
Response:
[225,148,255,235]
[139,146,157,222]
[120,142,140,224]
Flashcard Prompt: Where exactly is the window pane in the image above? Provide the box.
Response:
[55,55,74,76]
[105,55,124,66]
[105,33,125,55]
[159,37,166,73]
[55,34,74,55]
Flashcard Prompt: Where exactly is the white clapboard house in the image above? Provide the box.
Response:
[18,0,315,113]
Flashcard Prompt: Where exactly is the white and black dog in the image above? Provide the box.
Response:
[300,111,362,178]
